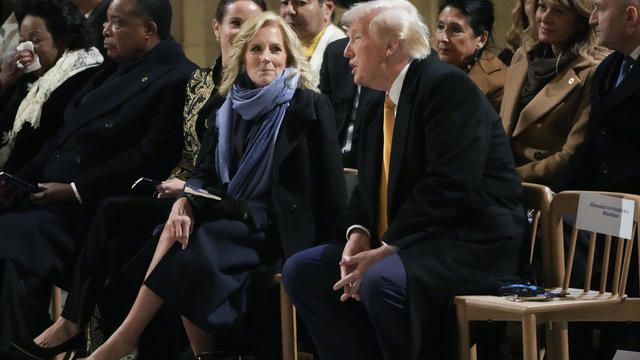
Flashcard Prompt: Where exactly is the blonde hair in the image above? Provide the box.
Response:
[521,0,608,62]
[219,11,315,95]
[342,0,431,60]
[505,0,528,51]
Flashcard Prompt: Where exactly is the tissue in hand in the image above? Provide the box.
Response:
[15,41,42,73]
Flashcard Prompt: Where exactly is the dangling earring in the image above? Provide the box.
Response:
[215,33,220,41]
[466,47,480,73]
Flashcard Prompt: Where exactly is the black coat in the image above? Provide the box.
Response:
[17,37,196,205]
[319,37,384,168]
[185,88,347,258]
[0,67,100,172]
[0,37,195,286]
[347,56,525,358]
[552,51,640,194]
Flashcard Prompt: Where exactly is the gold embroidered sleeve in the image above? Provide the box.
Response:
[170,67,217,180]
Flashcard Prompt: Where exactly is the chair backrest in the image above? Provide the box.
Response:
[521,183,555,284]
[548,191,640,299]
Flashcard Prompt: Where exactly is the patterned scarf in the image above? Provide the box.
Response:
[519,43,576,111]
[216,67,300,199]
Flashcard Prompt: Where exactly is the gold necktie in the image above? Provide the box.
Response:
[377,95,395,239]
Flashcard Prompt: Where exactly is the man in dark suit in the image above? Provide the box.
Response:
[551,0,640,357]
[319,37,384,168]
[281,0,524,358]
[0,0,195,355]
[554,0,640,194]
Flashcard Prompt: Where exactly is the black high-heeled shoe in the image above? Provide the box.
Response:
[10,332,85,360]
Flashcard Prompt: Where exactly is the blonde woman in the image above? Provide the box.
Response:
[82,12,346,360]
[499,0,536,65]
[500,0,608,185]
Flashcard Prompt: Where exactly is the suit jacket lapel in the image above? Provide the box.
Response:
[513,57,587,137]
[274,91,312,166]
[58,61,173,144]
[501,52,528,136]
[387,60,421,218]
[603,55,640,110]
[360,101,383,225]
[354,87,381,138]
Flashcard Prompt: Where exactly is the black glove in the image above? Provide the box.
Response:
[185,186,251,226]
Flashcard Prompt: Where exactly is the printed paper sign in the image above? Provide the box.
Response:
[575,193,634,239]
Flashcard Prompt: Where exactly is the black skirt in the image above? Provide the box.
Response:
[138,204,279,333]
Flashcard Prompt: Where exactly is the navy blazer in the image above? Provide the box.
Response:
[18,37,196,205]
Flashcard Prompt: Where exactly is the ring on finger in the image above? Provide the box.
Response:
[16,60,24,69]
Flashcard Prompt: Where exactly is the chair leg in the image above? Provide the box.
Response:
[521,314,538,360]
[280,281,297,360]
[544,322,554,360]
[551,321,569,360]
[455,301,473,360]
[51,286,62,320]
[544,321,569,360]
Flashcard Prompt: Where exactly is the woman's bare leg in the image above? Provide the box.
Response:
[86,285,163,360]
[182,316,214,355]
[84,231,179,360]
[84,200,198,360]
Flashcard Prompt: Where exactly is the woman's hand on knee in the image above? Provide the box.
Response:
[164,198,195,249]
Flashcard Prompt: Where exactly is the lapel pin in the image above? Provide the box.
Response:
[568,77,575,85]
[141,76,148,82]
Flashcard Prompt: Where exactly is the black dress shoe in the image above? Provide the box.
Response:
[10,333,84,360]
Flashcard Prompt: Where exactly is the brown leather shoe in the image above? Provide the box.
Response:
[194,351,243,360]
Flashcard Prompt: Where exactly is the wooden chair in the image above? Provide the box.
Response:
[454,183,559,360]
[275,273,297,360]
[455,190,640,360]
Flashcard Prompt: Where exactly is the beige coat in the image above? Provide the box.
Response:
[468,49,507,112]
[500,47,598,185]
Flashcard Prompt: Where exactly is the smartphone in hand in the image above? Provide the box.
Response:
[0,172,40,193]
[131,177,161,196]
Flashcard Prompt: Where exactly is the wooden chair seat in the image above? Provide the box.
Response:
[457,287,628,316]
[456,190,640,360]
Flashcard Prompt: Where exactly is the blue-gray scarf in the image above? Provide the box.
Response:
[216,67,300,199]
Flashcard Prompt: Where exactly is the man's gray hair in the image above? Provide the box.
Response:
[342,0,430,59]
